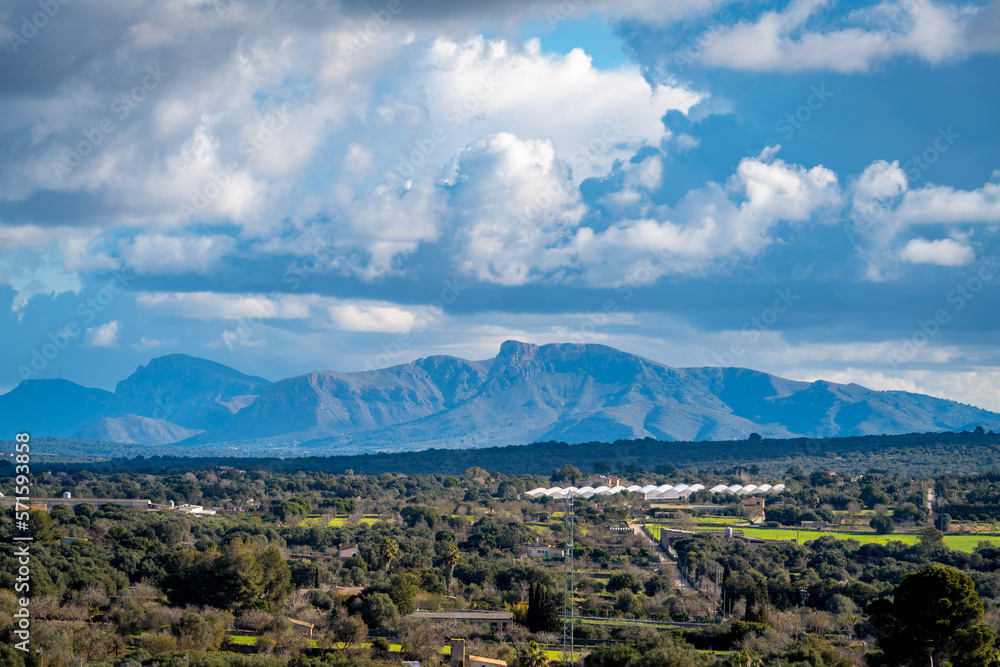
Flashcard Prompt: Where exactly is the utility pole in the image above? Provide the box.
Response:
[563,493,575,664]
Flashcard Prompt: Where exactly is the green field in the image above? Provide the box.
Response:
[300,514,380,527]
[646,523,1000,552]
[733,527,917,544]
[692,516,750,525]
[942,535,1000,552]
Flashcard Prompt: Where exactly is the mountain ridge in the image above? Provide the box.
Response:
[1,340,997,454]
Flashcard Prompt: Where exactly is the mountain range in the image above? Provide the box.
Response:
[3,340,998,454]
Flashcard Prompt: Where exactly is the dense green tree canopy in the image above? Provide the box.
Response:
[869,565,997,667]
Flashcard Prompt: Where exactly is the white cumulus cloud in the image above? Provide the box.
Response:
[447,141,841,286]
[87,320,122,348]
[135,291,429,334]
[118,234,236,275]
[900,237,974,266]
[697,0,990,73]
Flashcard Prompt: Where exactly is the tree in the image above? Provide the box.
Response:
[441,544,460,592]
[552,464,583,485]
[825,594,858,616]
[845,501,863,526]
[731,651,764,667]
[893,503,925,524]
[360,592,399,630]
[388,573,418,615]
[217,540,292,612]
[275,497,311,523]
[593,461,612,474]
[401,506,439,529]
[527,582,561,633]
[918,526,945,548]
[380,537,399,573]
[257,545,294,610]
[614,590,641,614]
[329,611,367,650]
[28,510,56,542]
[583,643,640,667]
[174,609,227,651]
[868,565,996,667]
[644,575,672,597]
[742,579,769,625]
[606,572,642,594]
[399,618,443,663]
[870,515,895,534]
[518,640,549,667]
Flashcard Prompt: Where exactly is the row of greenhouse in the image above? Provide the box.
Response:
[522,482,786,500]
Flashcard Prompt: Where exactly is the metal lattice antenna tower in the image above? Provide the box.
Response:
[563,493,575,664]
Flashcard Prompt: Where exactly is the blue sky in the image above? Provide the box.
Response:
[1,0,999,411]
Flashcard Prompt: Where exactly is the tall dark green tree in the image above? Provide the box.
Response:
[742,578,769,625]
[868,565,997,667]
[527,581,561,633]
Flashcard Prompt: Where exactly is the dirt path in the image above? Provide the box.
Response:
[629,523,697,594]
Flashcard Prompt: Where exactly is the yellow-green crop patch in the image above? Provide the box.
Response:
[227,635,258,645]
[678,525,1000,553]
[693,516,749,525]
[360,642,402,651]
[943,535,1000,552]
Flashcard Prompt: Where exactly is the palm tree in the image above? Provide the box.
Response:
[733,650,763,667]
[379,537,398,573]
[517,640,548,667]
[442,545,460,592]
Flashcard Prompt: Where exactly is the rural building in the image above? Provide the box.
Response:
[338,546,361,561]
[523,542,564,558]
[288,618,315,638]
[0,497,152,512]
[174,504,216,515]
[449,638,508,667]
[525,482,784,501]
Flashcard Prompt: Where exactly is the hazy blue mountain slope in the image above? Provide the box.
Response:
[0,379,113,438]
[4,341,999,452]
[110,354,271,430]
[296,341,1000,452]
[75,414,202,445]
[195,354,491,443]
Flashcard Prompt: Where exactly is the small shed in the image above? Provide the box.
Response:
[289,618,315,639]
[523,542,564,558]
[338,546,361,561]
